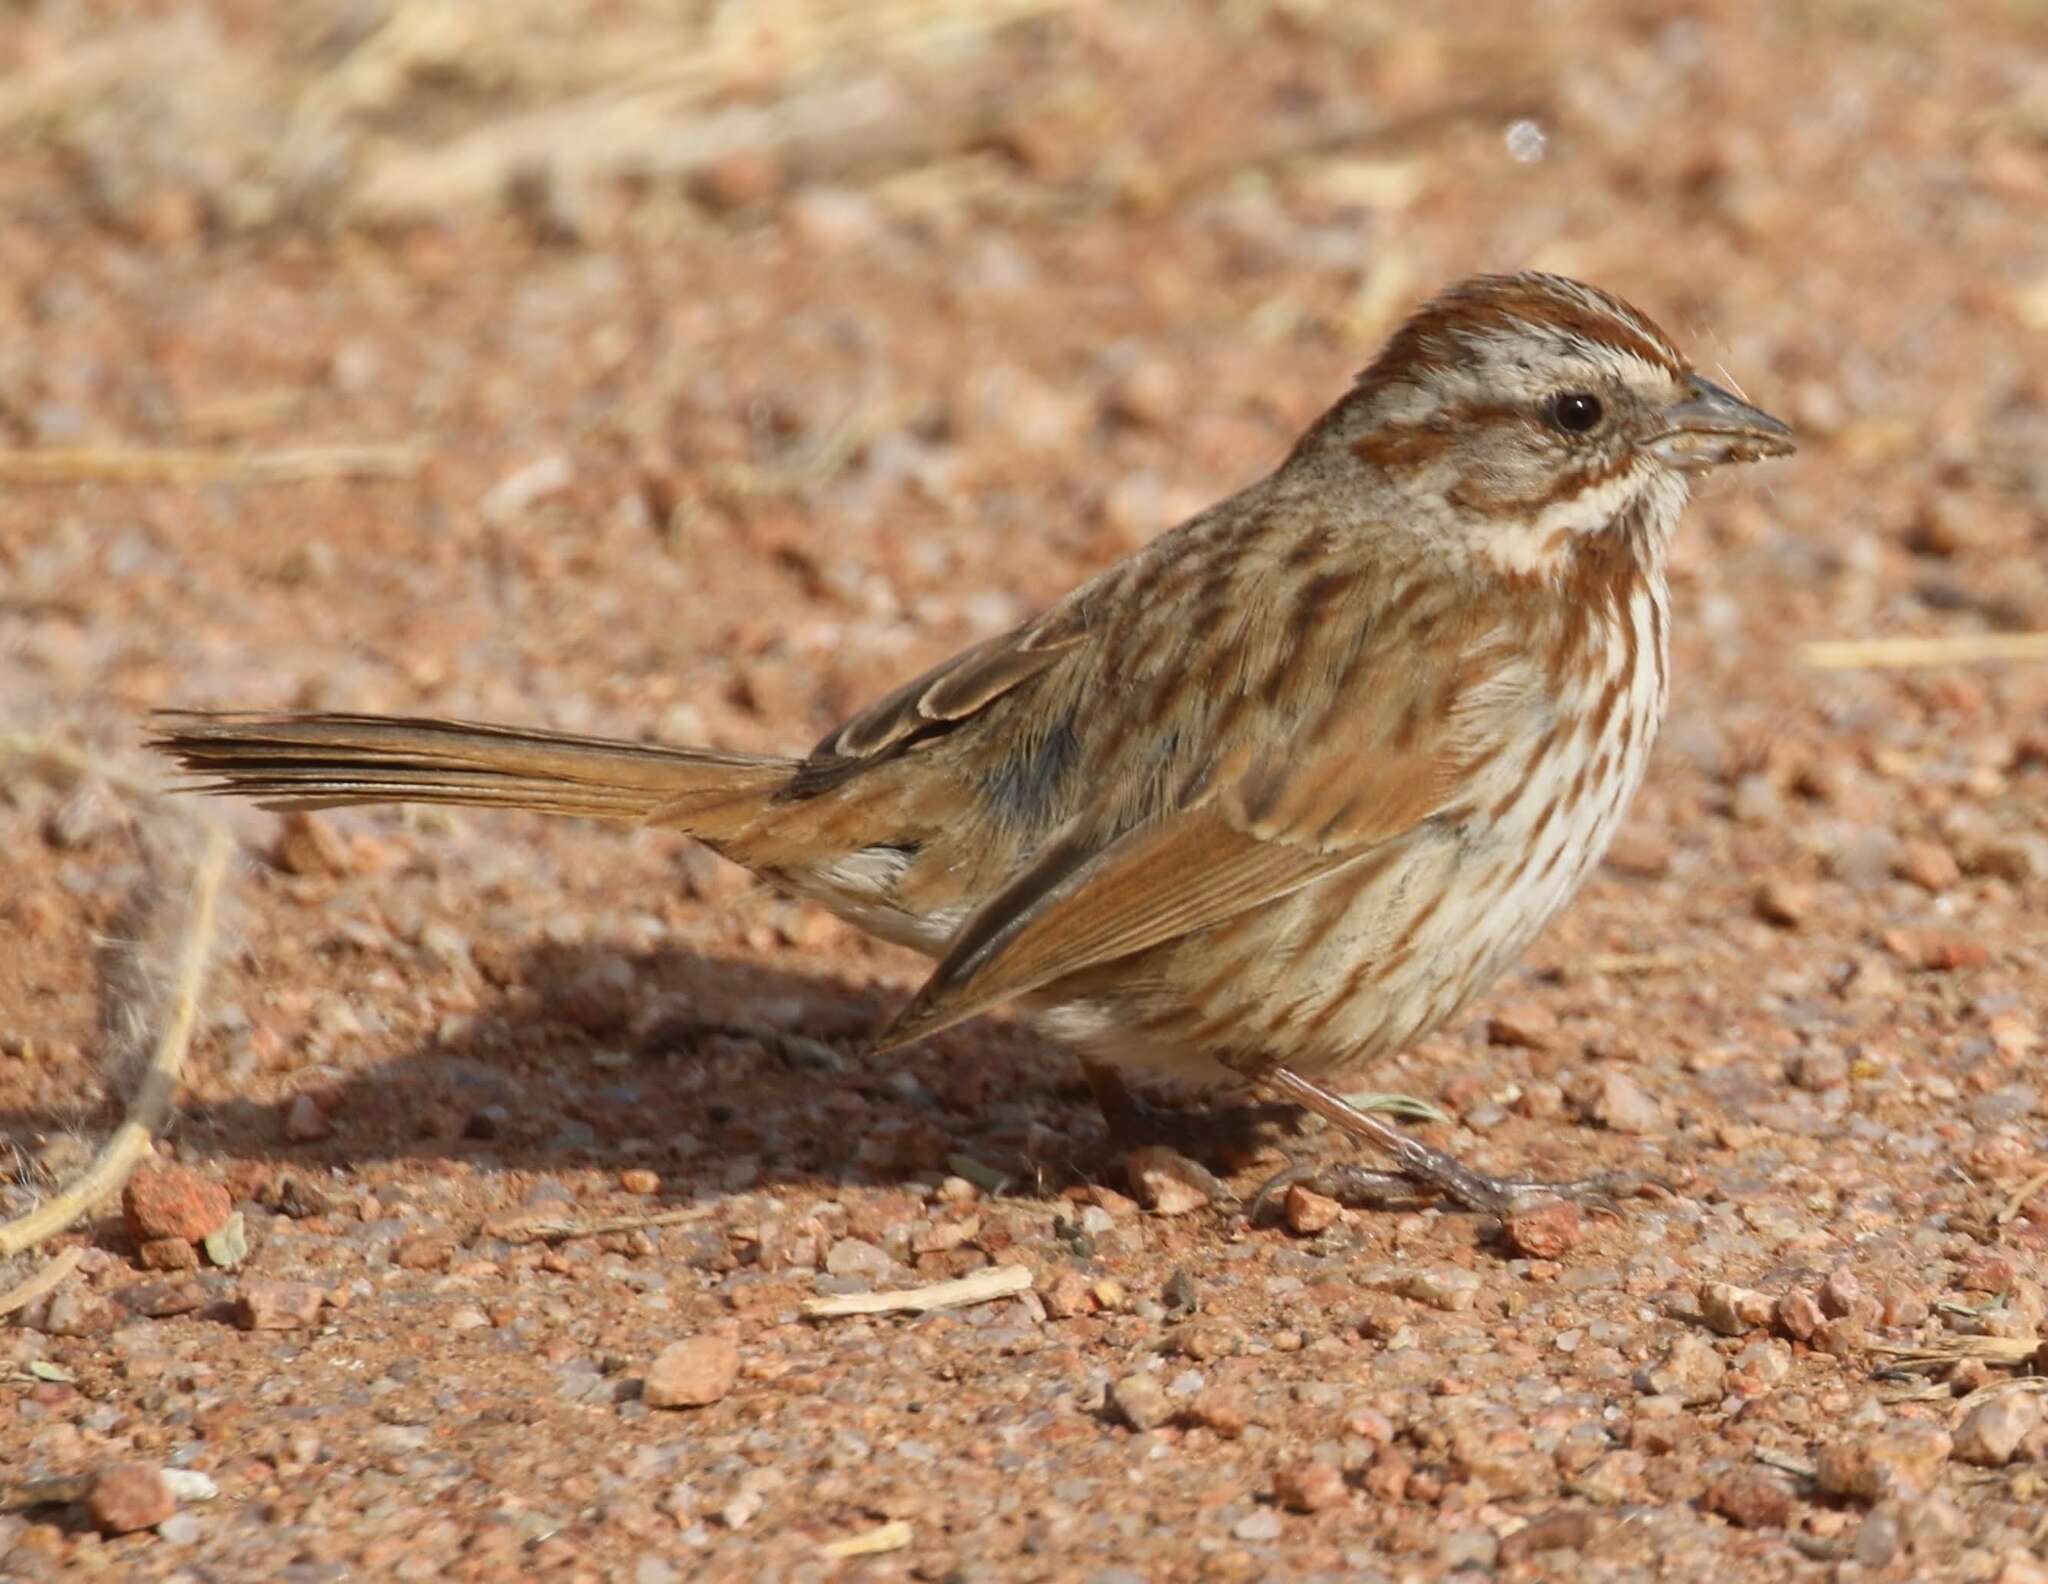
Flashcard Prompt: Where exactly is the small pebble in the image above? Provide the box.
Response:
[1882,927,1990,973]
[1953,1392,2041,1467]
[1282,1184,1342,1236]
[1499,1510,1598,1560]
[1894,839,1960,892]
[1437,1527,1502,1571]
[1589,1070,1663,1134]
[123,1165,231,1244]
[1703,1468,1793,1528]
[1487,1001,1559,1049]
[88,1463,173,1535]
[45,779,124,848]
[1733,1338,1793,1385]
[1637,1334,1726,1405]
[1274,1460,1346,1513]
[233,1280,326,1330]
[1232,1508,1283,1543]
[1109,1372,1174,1431]
[645,1335,739,1409]
[824,1237,895,1279]
[1400,1268,1480,1313]
[619,1169,661,1195]
[138,1236,199,1272]
[33,1288,113,1336]
[1788,1047,1848,1092]
[161,1470,218,1502]
[1699,1281,1773,1335]
[634,1555,681,1584]
[1172,1319,1249,1360]
[1504,1200,1581,1259]
[117,1277,206,1318]
[1125,1147,1214,1216]
[1186,1390,1248,1438]
[1775,1289,1823,1341]
[1965,837,2044,885]
[1816,1422,1953,1502]
[692,150,782,213]
[1819,1268,1867,1319]
[1753,878,1812,928]
[1042,1271,1096,1319]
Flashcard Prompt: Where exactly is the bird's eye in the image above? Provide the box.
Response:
[1549,392,1603,433]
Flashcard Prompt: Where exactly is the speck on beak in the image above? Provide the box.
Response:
[1649,373,1796,470]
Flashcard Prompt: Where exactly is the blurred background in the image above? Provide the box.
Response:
[1,0,2043,753]
[3,3,2048,1575]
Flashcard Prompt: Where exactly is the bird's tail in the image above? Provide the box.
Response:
[149,711,795,835]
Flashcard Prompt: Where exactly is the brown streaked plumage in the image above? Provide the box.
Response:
[151,273,1794,1214]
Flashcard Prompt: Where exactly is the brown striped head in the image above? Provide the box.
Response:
[1294,273,1793,578]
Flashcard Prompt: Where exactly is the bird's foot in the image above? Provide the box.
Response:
[1250,1157,1653,1219]
[1248,1064,1664,1220]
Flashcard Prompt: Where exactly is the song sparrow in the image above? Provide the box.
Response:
[154,272,1793,1214]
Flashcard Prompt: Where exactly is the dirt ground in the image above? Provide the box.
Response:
[3,0,2048,1579]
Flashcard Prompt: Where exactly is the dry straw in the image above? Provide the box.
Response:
[0,739,234,1311]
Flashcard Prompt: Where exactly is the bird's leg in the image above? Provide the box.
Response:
[1080,1060,1150,1140]
[1249,1065,1650,1216]
[1079,1061,1300,1200]
[1080,1061,1236,1205]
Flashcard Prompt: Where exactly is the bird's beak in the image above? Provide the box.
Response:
[1649,373,1796,470]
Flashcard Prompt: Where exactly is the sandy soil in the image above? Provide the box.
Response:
[3,1,2048,1578]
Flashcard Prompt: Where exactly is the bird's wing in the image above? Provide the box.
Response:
[818,607,1090,761]
[645,600,1093,827]
[875,620,1527,1050]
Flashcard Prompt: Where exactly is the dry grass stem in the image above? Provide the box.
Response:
[350,0,1083,224]
[1583,950,1699,977]
[1996,1167,2048,1225]
[480,1205,720,1245]
[1870,1335,2042,1371]
[1953,1379,2048,1417]
[0,445,421,486]
[817,1520,914,1560]
[802,1263,1032,1317]
[0,824,231,1258]
[0,1246,85,1318]
[1801,634,2048,670]
[1754,1446,1818,1479]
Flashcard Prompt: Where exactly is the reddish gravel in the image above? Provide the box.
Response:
[3,2,2048,1580]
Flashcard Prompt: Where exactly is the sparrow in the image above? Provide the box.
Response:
[153,272,1794,1214]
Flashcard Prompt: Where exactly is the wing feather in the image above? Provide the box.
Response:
[822,609,1088,762]
[875,656,1510,1050]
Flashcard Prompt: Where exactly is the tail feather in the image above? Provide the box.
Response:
[150,710,795,828]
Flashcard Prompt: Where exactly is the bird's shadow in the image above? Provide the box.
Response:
[7,936,1265,1209]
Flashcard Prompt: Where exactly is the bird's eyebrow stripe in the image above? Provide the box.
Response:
[1463,305,1683,378]
[1413,278,1686,377]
